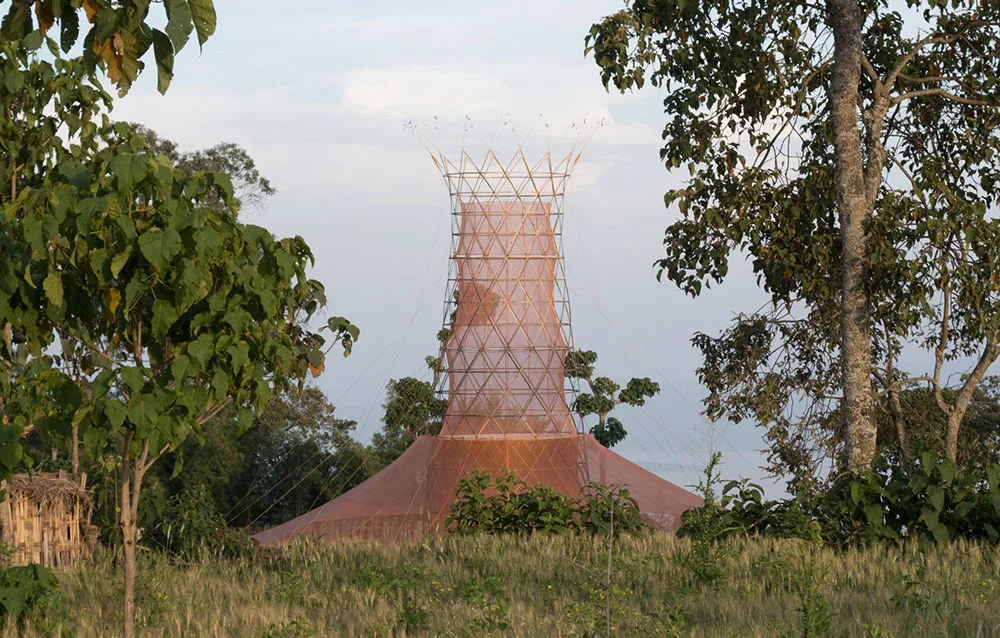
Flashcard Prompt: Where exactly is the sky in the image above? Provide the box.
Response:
[110,0,780,492]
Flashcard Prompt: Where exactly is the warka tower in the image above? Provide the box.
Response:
[254,133,701,545]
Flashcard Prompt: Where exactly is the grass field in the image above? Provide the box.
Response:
[11,533,1000,637]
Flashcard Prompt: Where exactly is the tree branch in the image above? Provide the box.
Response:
[896,72,964,85]
[860,52,880,86]
[891,88,991,107]
[933,278,952,415]
[885,21,994,88]
[195,396,233,426]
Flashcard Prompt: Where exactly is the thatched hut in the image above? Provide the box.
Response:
[0,471,96,567]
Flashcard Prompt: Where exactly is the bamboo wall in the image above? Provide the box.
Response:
[0,472,96,568]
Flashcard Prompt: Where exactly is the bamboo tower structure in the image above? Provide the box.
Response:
[254,133,701,545]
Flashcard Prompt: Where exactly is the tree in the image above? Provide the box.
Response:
[564,349,660,448]
[1,0,216,95]
[0,38,359,638]
[130,123,276,211]
[226,386,374,528]
[370,377,447,466]
[30,125,280,481]
[586,0,1000,470]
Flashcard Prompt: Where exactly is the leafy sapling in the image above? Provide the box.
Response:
[564,349,659,448]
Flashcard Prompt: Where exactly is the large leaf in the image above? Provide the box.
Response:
[105,399,127,429]
[163,0,193,50]
[926,484,945,513]
[42,272,63,308]
[920,506,949,544]
[109,154,148,191]
[0,425,23,475]
[110,248,132,279]
[127,394,159,432]
[188,0,216,47]
[151,28,175,95]
[151,299,178,340]
[138,228,182,271]
[59,0,78,52]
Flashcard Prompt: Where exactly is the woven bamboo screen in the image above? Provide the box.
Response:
[0,471,96,568]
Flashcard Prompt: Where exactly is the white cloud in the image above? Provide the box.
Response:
[340,67,510,120]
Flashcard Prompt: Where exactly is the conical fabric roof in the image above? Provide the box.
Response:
[253,435,701,545]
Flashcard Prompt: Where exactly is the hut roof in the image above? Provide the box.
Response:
[6,473,92,508]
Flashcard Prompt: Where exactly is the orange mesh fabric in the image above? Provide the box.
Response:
[252,435,703,545]
[443,201,575,437]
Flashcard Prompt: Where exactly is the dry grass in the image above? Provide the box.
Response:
[10,533,1000,637]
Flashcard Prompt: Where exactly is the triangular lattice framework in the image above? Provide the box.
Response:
[430,148,583,438]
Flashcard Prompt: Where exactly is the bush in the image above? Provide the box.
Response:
[151,484,253,560]
[679,449,1000,548]
[578,482,644,538]
[0,564,58,622]
[447,470,645,537]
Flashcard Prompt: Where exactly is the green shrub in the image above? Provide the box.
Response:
[0,564,58,622]
[447,470,645,537]
[679,449,1000,548]
[579,482,644,538]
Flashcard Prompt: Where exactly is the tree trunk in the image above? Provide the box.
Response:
[944,342,999,462]
[826,0,878,472]
[120,440,136,638]
[122,514,137,638]
[886,386,910,466]
[71,423,79,478]
[120,436,149,638]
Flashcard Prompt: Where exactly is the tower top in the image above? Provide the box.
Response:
[410,116,601,182]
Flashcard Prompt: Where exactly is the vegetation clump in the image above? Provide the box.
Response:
[448,470,645,537]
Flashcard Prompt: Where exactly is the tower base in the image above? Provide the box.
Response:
[253,435,701,545]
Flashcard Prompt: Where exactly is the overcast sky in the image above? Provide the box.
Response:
[111,0,779,491]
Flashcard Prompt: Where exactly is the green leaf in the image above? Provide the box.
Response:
[111,247,133,279]
[94,6,117,43]
[171,354,191,383]
[138,228,182,271]
[188,0,216,47]
[257,290,278,316]
[163,0,193,51]
[151,299,178,339]
[224,310,251,335]
[120,367,146,395]
[0,425,23,474]
[59,0,78,52]
[955,501,974,518]
[127,394,158,432]
[109,154,148,191]
[927,484,945,512]
[187,333,213,367]
[42,272,63,307]
[919,506,947,541]
[211,370,228,398]
[105,400,127,429]
[227,342,249,371]
[213,173,234,203]
[152,28,175,95]
[938,460,956,486]
[326,316,360,341]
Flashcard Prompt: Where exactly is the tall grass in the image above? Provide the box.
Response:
[13,533,1000,636]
